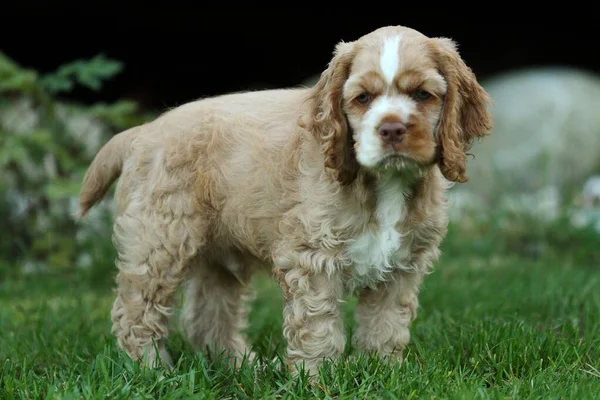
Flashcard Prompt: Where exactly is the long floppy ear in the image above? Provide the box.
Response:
[429,38,493,183]
[302,40,360,186]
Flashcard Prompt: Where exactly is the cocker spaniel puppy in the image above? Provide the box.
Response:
[79,25,492,376]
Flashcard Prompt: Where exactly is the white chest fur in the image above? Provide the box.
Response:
[344,177,411,293]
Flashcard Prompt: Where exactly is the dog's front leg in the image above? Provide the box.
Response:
[353,269,423,365]
[274,254,346,378]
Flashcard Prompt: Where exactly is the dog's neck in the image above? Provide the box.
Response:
[344,162,430,220]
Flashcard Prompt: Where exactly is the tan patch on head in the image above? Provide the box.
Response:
[350,31,447,100]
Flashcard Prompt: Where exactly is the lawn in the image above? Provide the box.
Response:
[1,219,599,399]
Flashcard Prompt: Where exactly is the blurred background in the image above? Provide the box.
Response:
[1,9,599,278]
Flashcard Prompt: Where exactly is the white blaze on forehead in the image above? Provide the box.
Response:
[379,35,403,85]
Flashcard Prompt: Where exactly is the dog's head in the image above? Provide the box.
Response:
[304,25,493,184]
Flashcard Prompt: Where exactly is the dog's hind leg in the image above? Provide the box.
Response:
[109,199,206,369]
[180,255,256,368]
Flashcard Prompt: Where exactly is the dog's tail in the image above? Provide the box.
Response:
[79,126,140,217]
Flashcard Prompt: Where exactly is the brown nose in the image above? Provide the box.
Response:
[378,122,407,143]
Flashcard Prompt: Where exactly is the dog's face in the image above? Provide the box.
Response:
[305,25,493,184]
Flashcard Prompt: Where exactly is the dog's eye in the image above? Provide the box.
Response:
[413,89,432,101]
[355,93,371,104]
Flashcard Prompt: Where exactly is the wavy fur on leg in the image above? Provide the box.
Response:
[277,267,346,376]
[353,270,421,363]
[110,207,200,368]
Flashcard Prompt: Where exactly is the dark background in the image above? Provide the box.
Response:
[3,9,600,112]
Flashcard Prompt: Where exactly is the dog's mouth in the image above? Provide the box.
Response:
[381,148,417,163]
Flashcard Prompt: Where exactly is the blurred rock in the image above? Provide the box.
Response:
[459,67,600,204]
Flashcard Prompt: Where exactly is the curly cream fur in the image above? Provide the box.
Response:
[79,25,492,376]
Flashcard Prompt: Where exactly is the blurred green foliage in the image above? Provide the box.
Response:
[0,52,153,277]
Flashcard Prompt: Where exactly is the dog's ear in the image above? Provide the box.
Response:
[429,37,493,183]
[302,40,360,186]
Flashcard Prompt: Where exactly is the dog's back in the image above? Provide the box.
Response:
[79,87,310,218]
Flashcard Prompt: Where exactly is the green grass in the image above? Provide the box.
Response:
[1,220,599,399]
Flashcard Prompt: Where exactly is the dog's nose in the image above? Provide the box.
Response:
[378,122,407,143]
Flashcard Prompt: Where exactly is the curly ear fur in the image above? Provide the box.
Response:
[429,38,493,183]
[302,41,360,186]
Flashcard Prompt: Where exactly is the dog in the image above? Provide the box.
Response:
[79,24,492,376]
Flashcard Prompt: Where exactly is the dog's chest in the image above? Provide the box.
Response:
[344,180,411,292]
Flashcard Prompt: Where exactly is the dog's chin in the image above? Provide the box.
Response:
[368,152,428,180]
